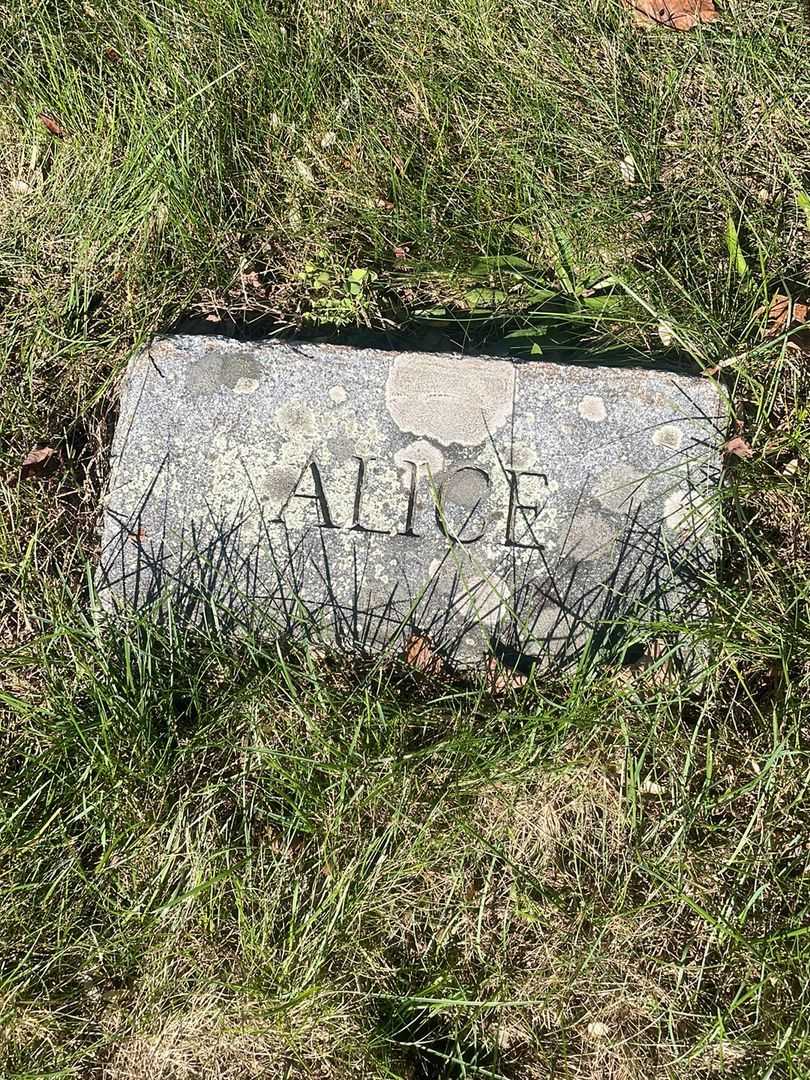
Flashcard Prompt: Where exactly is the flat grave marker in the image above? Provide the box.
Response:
[99,336,726,665]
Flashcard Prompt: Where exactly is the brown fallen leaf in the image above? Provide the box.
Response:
[104,46,122,63]
[485,657,528,694]
[403,633,445,676]
[764,294,798,337]
[762,293,810,350]
[628,0,718,30]
[585,1021,610,1041]
[724,435,753,460]
[701,354,743,377]
[20,445,57,480]
[241,270,269,298]
[38,113,65,138]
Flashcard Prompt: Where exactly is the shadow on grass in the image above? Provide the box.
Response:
[170,300,699,375]
[373,997,518,1080]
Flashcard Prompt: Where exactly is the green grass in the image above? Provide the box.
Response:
[1,0,810,1076]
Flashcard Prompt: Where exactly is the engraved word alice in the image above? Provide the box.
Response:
[269,456,548,550]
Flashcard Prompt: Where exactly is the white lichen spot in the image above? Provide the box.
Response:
[577,395,607,423]
[232,376,260,395]
[510,440,538,471]
[385,354,512,446]
[328,384,348,405]
[273,400,316,438]
[593,464,648,512]
[653,424,683,450]
[394,439,445,488]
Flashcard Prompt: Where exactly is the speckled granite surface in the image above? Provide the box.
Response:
[99,336,726,665]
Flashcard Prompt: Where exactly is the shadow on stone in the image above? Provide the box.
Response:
[97,336,725,672]
[98,457,717,673]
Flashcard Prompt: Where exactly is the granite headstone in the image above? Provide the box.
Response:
[99,336,726,665]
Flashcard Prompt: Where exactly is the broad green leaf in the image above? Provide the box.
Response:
[725,216,748,278]
[505,326,549,340]
[464,287,507,308]
[470,254,533,275]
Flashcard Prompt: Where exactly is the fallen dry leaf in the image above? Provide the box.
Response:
[639,777,666,796]
[292,157,315,185]
[628,0,718,30]
[104,46,122,63]
[38,113,65,138]
[764,294,800,337]
[619,154,636,185]
[20,445,57,480]
[657,321,676,348]
[403,633,445,676]
[762,293,810,351]
[241,270,269,298]
[724,435,753,460]
[701,354,744,377]
[586,1021,610,1041]
[485,657,528,693]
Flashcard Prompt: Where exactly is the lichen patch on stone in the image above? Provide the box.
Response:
[577,395,607,423]
[662,488,689,532]
[593,463,648,512]
[385,354,513,446]
[232,377,260,395]
[653,424,683,450]
[273,401,316,438]
[394,439,445,488]
[561,510,618,563]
